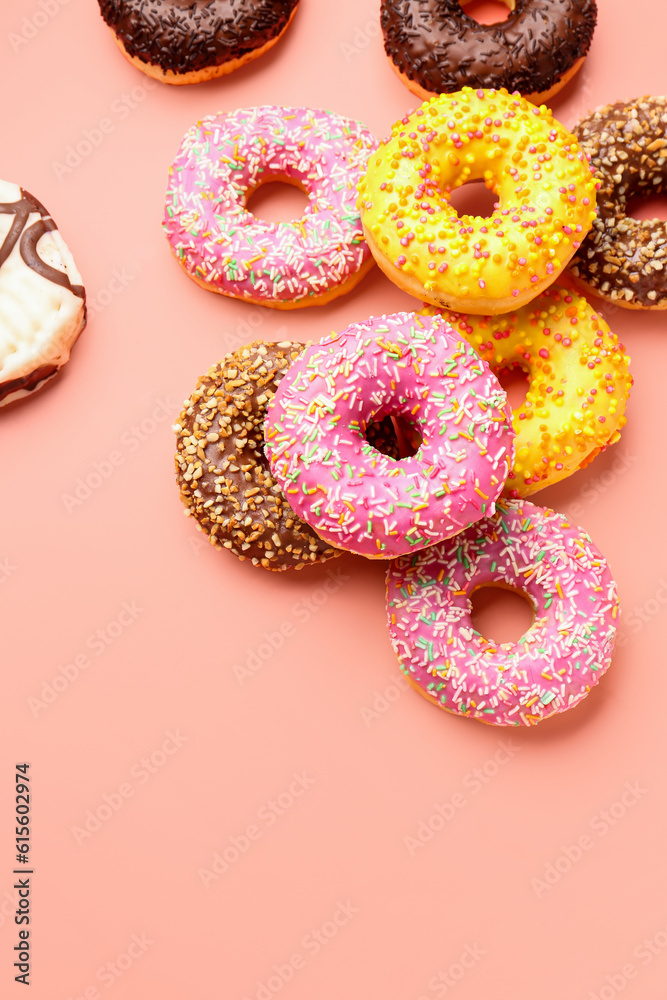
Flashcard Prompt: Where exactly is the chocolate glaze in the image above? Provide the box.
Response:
[0,364,58,404]
[97,0,299,74]
[0,190,85,299]
[0,189,85,405]
[571,97,667,309]
[380,0,596,97]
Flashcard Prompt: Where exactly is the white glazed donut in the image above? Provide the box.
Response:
[0,181,86,408]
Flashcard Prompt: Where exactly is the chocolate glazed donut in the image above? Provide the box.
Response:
[97,0,300,84]
[380,0,597,104]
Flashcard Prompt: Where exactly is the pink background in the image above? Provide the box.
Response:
[2,1,667,997]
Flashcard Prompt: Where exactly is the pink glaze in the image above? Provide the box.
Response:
[163,105,377,306]
[264,312,514,559]
[386,499,619,726]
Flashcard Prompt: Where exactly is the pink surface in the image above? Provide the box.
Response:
[1,1,667,998]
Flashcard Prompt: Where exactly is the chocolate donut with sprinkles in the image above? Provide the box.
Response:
[358,88,597,315]
[386,498,619,727]
[422,286,632,497]
[570,96,667,310]
[97,0,300,85]
[264,312,515,560]
[380,0,597,105]
[174,341,340,571]
[164,106,377,308]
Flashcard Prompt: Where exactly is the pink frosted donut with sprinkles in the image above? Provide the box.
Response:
[264,312,514,559]
[386,499,619,727]
[163,106,377,309]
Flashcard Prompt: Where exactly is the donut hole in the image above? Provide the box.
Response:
[625,192,667,222]
[470,584,534,644]
[459,0,513,25]
[365,413,423,459]
[496,364,529,409]
[245,178,309,223]
[449,180,498,220]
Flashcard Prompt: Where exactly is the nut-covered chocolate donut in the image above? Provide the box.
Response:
[570,96,667,310]
[380,0,597,103]
[97,0,300,84]
[175,341,341,572]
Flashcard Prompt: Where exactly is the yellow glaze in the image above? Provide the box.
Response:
[422,285,632,496]
[359,88,598,314]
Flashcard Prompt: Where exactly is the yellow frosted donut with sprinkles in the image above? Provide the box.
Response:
[422,285,632,496]
[358,87,598,314]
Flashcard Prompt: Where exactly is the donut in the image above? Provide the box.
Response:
[386,498,619,726]
[164,106,376,309]
[357,88,597,314]
[380,0,597,105]
[569,96,667,310]
[264,312,514,560]
[0,182,86,409]
[174,341,343,571]
[422,285,632,497]
[97,0,299,85]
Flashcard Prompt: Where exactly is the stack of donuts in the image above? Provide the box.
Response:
[155,3,667,728]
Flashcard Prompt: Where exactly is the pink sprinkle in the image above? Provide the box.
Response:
[539,348,549,359]
[396,255,406,266]
[479,279,486,289]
